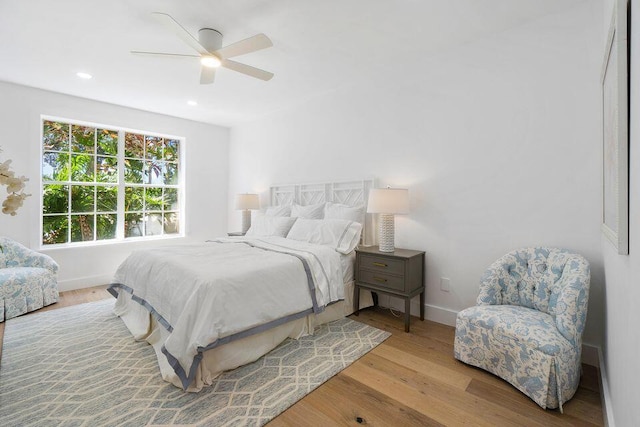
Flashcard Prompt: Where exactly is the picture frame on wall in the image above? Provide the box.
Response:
[601,0,629,255]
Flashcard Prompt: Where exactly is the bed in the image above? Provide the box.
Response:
[108,179,375,391]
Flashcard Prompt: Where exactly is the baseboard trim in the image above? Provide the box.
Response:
[376,295,458,326]
[58,275,111,292]
[597,346,616,427]
[423,303,458,326]
[582,343,599,367]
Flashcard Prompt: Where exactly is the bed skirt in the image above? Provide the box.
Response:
[113,280,373,391]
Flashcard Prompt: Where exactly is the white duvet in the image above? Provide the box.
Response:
[110,236,344,389]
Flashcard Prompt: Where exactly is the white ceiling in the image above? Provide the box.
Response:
[0,0,584,127]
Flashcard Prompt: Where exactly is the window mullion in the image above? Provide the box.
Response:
[94,130,98,241]
[117,130,126,240]
[67,125,72,244]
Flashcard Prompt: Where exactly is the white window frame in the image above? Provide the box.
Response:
[39,115,186,248]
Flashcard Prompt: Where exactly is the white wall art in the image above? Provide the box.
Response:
[601,0,629,255]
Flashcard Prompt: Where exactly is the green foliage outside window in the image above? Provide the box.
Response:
[41,120,181,245]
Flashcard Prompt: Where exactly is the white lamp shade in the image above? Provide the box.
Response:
[367,188,409,214]
[234,193,259,210]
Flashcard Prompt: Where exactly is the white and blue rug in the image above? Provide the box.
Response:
[0,299,390,426]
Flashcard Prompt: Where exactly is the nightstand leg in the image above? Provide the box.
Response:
[420,290,425,321]
[404,298,411,333]
[354,285,360,316]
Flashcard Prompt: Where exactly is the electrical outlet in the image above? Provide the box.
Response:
[440,277,451,292]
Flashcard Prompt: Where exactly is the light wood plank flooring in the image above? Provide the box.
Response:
[0,286,603,426]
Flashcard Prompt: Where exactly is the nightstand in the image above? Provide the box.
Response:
[227,231,246,237]
[354,246,425,332]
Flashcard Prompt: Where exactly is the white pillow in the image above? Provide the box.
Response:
[286,218,362,254]
[291,202,325,219]
[324,202,365,225]
[246,214,297,237]
[265,204,291,217]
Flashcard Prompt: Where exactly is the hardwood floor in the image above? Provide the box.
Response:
[273,309,604,426]
[0,286,603,426]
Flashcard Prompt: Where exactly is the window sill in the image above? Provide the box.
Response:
[39,233,185,251]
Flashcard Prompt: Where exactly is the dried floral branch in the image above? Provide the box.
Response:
[0,150,30,216]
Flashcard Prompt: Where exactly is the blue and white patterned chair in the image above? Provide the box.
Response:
[0,237,59,321]
[454,247,590,412]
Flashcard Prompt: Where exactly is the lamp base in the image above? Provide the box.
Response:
[241,210,252,234]
[378,213,395,252]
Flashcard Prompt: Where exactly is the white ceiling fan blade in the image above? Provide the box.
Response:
[152,12,211,56]
[200,67,216,84]
[131,51,200,58]
[222,59,273,81]
[215,34,272,59]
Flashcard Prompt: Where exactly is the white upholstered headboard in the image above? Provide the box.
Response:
[270,179,376,246]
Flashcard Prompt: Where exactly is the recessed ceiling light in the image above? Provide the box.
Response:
[187,100,198,106]
[76,72,92,79]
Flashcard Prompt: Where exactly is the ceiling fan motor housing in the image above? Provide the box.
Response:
[199,28,223,52]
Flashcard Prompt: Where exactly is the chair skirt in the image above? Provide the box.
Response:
[454,305,581,411]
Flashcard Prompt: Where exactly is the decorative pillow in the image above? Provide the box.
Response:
[291,202,325,219]
[324,202,365,225]
[246,214,297,237]
[286,218,362,254]
[265,204,292,217]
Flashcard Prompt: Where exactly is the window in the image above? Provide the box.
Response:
[41,118,182,246]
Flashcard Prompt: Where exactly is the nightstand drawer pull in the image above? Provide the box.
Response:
[358,269,405,291]
[360,255,405,276]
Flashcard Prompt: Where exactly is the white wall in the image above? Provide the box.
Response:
[0,81,230,291]
[229,1,605,345]
[600,0,639,424]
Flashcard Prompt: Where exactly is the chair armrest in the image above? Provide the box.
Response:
[20,251,59,272]
[554,262,590,346]
[1,238,59,273]
[476,262,506,306]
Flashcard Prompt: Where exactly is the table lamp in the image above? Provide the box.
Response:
[366,187,409,252]
[235,193,259,233]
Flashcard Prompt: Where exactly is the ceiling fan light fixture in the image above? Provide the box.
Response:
[201,56,221,68]
[141,13,273,83]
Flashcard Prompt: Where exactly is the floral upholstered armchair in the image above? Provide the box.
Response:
[0,237,59,321]
[454,247,590,412]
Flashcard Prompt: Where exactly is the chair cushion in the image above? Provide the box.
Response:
[455,304,580,409]
[458,305,573,356]
[0,267,59,321]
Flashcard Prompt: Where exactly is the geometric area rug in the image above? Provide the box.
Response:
[0,299,390,426]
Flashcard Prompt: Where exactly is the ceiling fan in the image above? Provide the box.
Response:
[131,12,274,84]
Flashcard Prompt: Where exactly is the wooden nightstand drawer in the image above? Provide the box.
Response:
[359,254,405,276]
[358,270,405,292]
